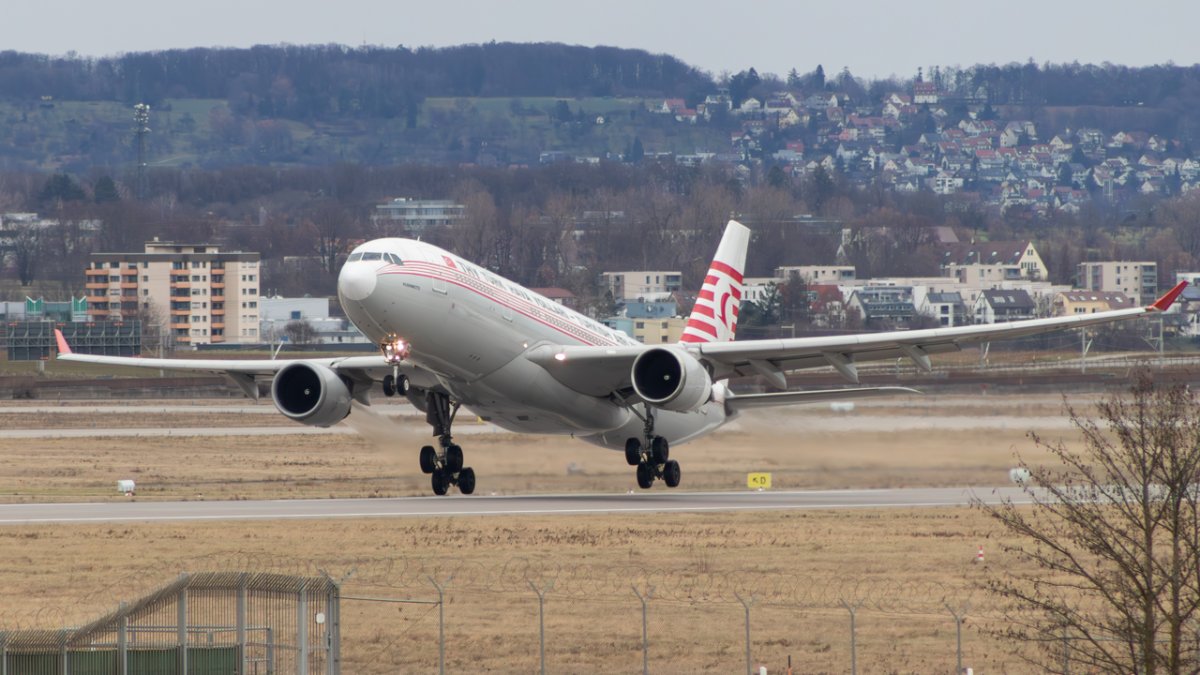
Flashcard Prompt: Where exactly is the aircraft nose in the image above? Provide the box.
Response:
[338,262,377,302]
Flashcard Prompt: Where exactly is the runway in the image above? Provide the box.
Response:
[0,487,1030,524]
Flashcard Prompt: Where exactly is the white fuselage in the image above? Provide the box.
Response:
[337,238,728,450]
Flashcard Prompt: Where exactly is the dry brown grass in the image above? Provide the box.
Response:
[1,509,1027,673]
[0,392,1094,671]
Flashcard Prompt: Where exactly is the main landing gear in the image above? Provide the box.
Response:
[624,406,681,490]
[418,391,476,496]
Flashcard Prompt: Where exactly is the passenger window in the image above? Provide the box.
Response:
[348,252,363,262]
[361,252,382,261]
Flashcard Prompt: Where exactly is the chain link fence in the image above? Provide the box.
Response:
[1,553,1017,673]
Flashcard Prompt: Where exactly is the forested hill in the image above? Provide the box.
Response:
[0,43,712,118]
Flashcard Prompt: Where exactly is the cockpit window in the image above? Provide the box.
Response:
[361,252,382,261]
[347,252,363,262]
[384,252,403,265]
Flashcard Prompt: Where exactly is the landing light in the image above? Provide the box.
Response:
[554,352,567,362]
[381,334,410,364]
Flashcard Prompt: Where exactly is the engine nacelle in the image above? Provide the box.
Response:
[271,362,353,427]
[631,347,713,412]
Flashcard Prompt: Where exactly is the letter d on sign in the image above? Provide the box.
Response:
[747,473,772,489]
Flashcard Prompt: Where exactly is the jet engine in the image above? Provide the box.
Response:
[631,347,713,412]
[271,362,353,427]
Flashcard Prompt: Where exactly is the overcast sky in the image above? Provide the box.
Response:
[6,0,1199,80]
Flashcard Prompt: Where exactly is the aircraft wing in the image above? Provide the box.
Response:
[692,281,1184,384]
[528,281,1187,394]
[53,330,422,399]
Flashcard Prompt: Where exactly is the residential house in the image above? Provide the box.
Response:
[939,240,1048,286]
[920,291,968,327]
[973,289,1036,324]
[1053,290,1133,316]
[847,286,916,328]
[809,284,849,327]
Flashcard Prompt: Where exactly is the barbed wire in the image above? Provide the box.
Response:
[0,552,1010,629]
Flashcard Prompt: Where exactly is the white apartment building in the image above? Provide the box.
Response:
[85,241,261,346]
[774,265,857,284]
[372,197,465,233]
[1077,261,1158,305]
[600,271,683,302]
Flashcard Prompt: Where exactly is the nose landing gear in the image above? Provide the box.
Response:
[417,391,475,495]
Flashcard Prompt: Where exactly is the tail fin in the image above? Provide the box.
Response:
[681,220,750,344]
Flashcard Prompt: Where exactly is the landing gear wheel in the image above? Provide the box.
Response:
[624,438,642,466]
[382,374,396,397]
[636,463,655,489]
[651,436,670,464]
[419,446,437,474]
[458,467,476,495]
[431,470,450,496]
[396,374,409,394]
[445,444,464,473]
[663,460,681,488]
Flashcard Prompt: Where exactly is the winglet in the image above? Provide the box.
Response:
[54,329,71,355]
[1150,280,1188,312]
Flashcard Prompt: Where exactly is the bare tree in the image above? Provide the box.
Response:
[6,219,43,286]
[283,319,320,345]
[977,373,1200,673]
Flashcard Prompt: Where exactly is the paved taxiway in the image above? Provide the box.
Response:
[0,487,1031,524]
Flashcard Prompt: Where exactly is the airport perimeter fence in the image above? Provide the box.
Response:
[0,553,1032,674]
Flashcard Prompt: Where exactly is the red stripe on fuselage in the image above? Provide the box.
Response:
[379,264,619,347]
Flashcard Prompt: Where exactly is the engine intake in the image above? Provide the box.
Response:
[631,347,713,412]
[271,362,352,427]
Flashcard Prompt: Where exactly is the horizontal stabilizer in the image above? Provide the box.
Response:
[725,386,920,411]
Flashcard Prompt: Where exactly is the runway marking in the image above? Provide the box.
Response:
[0,490,1034,524]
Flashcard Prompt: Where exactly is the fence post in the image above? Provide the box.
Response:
[944,601,969,674]
[428,574,453,675]
[177,574,188,675]
[631,585,653,675]
[60,628,69,675]
[327,578,341,675]
[528,580,553,675]
[118,601,128,675]
[734,592,756,675]
[839,599,862,675]
[298,586,309,675]
[237,574,247,675]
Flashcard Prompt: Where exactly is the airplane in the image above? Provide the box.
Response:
[56,220,1187,495]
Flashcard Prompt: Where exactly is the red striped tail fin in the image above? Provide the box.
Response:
[681,220,750,344]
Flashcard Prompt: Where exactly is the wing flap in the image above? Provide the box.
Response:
[726,386,921,411]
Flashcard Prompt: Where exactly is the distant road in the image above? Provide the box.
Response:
[0,487,1030,524]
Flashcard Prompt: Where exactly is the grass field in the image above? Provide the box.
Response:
[0,392,1103,671]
